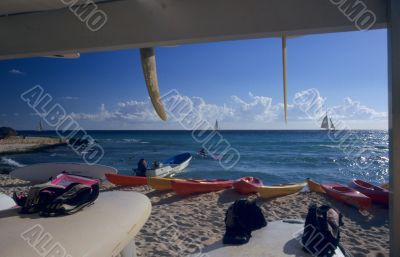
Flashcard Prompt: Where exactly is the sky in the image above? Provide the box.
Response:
[0,29,388,130]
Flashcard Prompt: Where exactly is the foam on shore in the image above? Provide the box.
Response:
[0,157,24,168]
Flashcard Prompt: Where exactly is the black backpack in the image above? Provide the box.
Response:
[302,204,343,257]
[223,199,267,245]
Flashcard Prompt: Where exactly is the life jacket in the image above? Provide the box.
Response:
[40,183,99,216]
[223,199,267,245]
[302,204,343,257]
[13,175,99,216]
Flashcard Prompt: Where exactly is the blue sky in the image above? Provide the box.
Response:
[0,29,388,130]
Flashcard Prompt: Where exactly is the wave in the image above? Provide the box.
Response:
[123,138,141,143]
[1,157,25,168]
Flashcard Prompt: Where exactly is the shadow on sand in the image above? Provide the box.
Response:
[318,194,389,229]
[217,189,253,205]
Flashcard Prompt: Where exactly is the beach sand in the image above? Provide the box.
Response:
[0,175,389,257]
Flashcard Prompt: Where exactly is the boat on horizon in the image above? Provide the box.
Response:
[321,112,335,131]
[37,119,43,132]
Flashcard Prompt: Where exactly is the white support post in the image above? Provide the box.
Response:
[120,240,137,257]
[388,0,400,256]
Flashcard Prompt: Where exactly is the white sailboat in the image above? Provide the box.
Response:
[329,117,335,130]
[214,120,219,131]
[321,112,335,130]
[37,119,43,132]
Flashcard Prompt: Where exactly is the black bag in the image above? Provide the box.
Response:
[302,204,343,257]
[223,199,267,245]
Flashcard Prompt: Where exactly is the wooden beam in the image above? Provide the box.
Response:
[0,0,388,59]
[282,35,288,124]
[388,0,400,256]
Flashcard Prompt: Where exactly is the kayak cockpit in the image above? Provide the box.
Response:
[332,186,354,193]
[353,179,386,192]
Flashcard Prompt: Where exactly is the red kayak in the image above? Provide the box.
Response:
[350,179,389,206]
[233,177,263,194]
[105,173,147,186]
[171,179,233,196]
[321,183,371,210]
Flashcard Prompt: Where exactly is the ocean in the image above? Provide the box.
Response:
[0,130,389,185]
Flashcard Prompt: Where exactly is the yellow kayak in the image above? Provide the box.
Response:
[306,178,326,193]
[381,182,389,190]
[148,177,184,191]
[257,182,306,199]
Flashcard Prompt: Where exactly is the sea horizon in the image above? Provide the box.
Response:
[15,128,389,132]
[1,130,388,187]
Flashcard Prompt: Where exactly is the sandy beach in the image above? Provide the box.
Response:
[0,174,389,257]
[0,137,66,155]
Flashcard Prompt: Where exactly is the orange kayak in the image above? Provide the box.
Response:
[233,177,263,194]
[306,178,325,193]
[105,173,147,186]
[171,179,233,196]
[147,177,186,191]
[381,182,389,190]
[321,183,371,210]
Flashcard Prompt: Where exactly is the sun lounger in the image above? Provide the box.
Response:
[0,191,151,257]
[190,220,346,257]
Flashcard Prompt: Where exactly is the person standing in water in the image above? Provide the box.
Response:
[136,159,148,176]
[199,148,206,157]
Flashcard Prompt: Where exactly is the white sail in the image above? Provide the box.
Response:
[321,114,329,129]
[214,120,219,131]
[38,119,43,132]
[329,118,335,130]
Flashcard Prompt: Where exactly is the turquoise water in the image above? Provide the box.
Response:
[0,130,388,185]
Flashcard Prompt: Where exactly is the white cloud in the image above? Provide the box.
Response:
[9,69,25,75]
[331,97,387,120]
[293,88,326,120]
[61,96,79,100]
[68,89,387,129]
[116,100,160,122]
[71,104,116,121]
[231,92,275,121]
[292,89,387,122]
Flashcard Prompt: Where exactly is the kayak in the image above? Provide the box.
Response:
[10,162,117,183]
[148,177,184,191]
[306,178,325,193]
[105,173,147,186]
[321,183,371,210]
[171,179,233,196]
[50,173,99,187]
[233,177,263,194]
[256,182,306,199]
[197,152,222,161]
[350,179,389,206]
[146,153,192,177]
